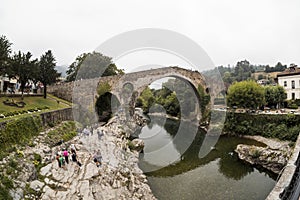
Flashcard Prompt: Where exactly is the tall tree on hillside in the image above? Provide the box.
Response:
[10,51,37,99]
[66,52,124,82]
[66,53,88,82]
[265,62,287,73]
[39,50,60,98]
[234,60,254,82]
[0,35,12,75]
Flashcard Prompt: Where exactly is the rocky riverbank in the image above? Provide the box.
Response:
[235,135,293,174]
[0,115,155,200]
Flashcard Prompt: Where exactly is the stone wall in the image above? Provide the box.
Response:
[266,132,300,200]
[47,82,74,102]
[0,108,73,131]
[39,108,73,126]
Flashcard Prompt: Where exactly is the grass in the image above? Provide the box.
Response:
[45,121,78,147]
[0,95,71,122]
[0,96,70,113]
[47,94,72,106]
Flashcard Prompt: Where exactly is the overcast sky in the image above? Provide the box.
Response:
[1,0,300,71]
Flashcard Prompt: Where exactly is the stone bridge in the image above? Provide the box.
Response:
[48,66,225,123]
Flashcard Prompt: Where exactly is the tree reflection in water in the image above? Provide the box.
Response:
[138,116,277,181]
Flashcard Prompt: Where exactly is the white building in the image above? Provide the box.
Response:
[0,75,17,93]
[257,79,269,85]
[277,64,300,100]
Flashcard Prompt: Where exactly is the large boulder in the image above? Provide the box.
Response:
[235,144,291,174]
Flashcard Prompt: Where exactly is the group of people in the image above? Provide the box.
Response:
[55,125,106,170]
[55,144,81,169]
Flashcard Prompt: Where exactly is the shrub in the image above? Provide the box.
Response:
[0,115,42,152]
[251,149,261,158]
[223,112,300,141]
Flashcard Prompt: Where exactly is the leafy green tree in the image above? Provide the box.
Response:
[163,92,180,116]
[138,87,155,113]
[0,35,12,75]
[265,62,287,72]
[66,52,124,82]
[223,71,234,84]
[39,50,60,98]
[264,85,286,108]
[29,59,40,92]
[10,51,37,98]
[233,60,254,82]
[227,80,265,109]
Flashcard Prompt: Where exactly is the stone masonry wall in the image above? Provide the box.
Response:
[0,108,73,131]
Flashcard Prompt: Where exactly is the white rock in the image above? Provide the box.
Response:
[30,180,45,192]
[44,178,50,184]
[40,163,52,176]
[84,163,99,179]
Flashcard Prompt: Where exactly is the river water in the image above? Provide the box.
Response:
[137,116,277,200]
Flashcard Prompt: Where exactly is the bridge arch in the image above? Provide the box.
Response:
[97,67,208,121]
[50,66,224,126]
[128,75,202,120]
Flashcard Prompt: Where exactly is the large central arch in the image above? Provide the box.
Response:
[97,66,208,121]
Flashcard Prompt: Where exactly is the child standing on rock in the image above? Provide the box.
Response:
[59,155,66,169]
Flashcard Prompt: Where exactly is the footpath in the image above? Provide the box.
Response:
[39,120,155,200]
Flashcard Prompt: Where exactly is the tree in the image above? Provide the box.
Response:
[66,52,124,82]
[227,80,265,109]
[265,62,287,73]
[138,87,155,113]
[264,85,286,108]
[39,50,60,98]
[233,60,254,82]
[10,51,36,99]
[0,35,12,75]
[223,71,234,84]
[66,53,87,82]
[163,92,180,116]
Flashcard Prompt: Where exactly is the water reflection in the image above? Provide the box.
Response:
[139,117,276,199]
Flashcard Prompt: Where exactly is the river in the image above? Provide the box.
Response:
[136,116,277,200]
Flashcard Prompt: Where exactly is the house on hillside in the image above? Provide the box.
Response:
[257,79,269,85]
[277,64,300,100]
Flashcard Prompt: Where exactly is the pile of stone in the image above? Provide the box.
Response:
[235,143,292,174]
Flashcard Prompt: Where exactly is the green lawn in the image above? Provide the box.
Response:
[0,95,71,121]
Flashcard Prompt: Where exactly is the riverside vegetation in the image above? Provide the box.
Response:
[223,112,300,142]
[0,118,77,199]
[0,108,154,199]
